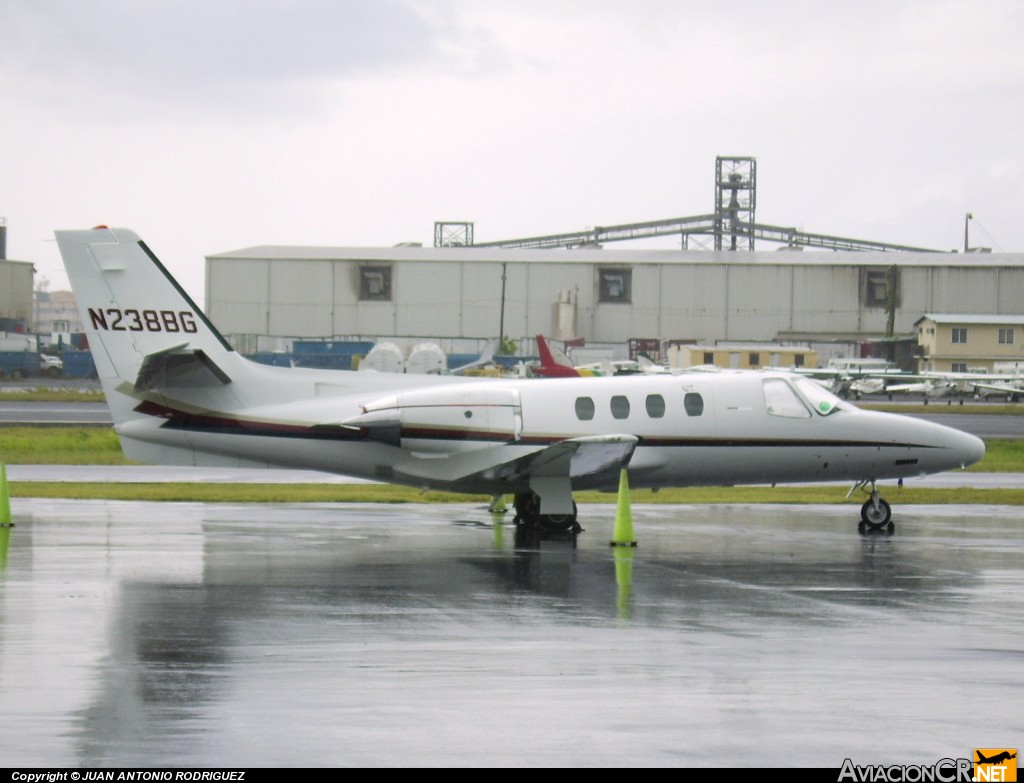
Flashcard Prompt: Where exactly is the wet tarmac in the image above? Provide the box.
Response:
[6,463,1024,489]
[1,499,1022,768]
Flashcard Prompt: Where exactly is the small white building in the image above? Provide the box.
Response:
[667,344,819,370]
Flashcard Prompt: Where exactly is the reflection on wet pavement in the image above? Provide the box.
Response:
[1,500,1021,767]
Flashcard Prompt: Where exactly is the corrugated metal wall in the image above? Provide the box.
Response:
[269,260,332,336]
[206,253,1024,345]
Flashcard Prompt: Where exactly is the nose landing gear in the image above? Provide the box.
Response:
[850,479,894,532]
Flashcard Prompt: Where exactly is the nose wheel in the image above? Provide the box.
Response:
[860,496,892,530]
[851,480,894,532]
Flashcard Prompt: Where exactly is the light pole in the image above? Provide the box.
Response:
[497,262,507,353]
[964,212,973,252]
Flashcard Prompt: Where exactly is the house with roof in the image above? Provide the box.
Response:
[914,314,1024,373]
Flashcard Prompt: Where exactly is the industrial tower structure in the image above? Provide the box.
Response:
[435,156,945,253]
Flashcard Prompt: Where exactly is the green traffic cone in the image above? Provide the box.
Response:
[610,468,636,547]
[0,525,10,570]
[0,463,12,527]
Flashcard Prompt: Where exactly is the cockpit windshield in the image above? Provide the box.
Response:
[791,376,849,416]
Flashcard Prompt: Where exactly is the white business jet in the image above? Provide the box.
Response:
[55,227,985,533]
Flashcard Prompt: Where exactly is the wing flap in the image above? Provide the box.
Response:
[393,434,638,490]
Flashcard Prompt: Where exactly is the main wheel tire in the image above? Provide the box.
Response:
[538,502,578,533]
[513,492,540,525]
[860,498,892,530]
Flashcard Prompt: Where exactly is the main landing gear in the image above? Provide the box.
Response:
[513,492,581,535]
[850,479,894,533]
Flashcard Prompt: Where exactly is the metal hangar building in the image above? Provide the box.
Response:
[203,158,1024,362]
[204,243,1024,353]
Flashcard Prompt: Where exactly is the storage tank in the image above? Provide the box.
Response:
[406,343,447,374]
[358,342,405,373]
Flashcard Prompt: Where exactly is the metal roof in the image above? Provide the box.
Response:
[209,245,1024,268]
[916,314,1024,325]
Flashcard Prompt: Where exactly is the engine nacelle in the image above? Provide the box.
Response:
[349,385,522,453]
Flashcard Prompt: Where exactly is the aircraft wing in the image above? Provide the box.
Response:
[792,368,845,379]
[883,382,930,393]
[392,434,639,495]
[447,339,498,375]
[972,380,1023,395]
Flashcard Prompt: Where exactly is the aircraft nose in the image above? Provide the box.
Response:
[954,429,986,469]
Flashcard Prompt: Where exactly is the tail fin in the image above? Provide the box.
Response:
[534,334,579,377]
[55,227,248,435]
[56,226,232,373]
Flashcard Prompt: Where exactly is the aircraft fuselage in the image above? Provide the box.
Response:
[119,369,984,496]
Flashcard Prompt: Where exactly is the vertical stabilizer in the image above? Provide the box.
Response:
[56,226,232,380]
[55,227,243,428]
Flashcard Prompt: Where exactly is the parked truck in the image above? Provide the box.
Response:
[0,333,64,379]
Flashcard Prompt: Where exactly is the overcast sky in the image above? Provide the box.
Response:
[2,0,1022,300]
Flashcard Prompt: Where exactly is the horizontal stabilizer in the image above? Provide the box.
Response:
[135,344,232,392]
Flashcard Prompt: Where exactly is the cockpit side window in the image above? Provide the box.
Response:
[763,378,811,418]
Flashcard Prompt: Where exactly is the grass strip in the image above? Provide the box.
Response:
[0,389,107,402]
[859,402,1024,415]
[0,427,126,464]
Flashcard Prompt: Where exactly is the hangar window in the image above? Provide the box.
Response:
[683,392,704,417]
[999,328,1014,345]
[645,394,666,418]
[952,328,968,344]
[610,395,630,419]
[598,268,632,304]
[575,396,595,421]
[860,268,900,309]
[359,265,392,301]
[951,362,968,373]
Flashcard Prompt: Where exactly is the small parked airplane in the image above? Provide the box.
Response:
[972,376,1023,402]
[797,359,905,399]
[56,227,986,533]
[531,334,600,377]
[872,369,1023,402]
[533,334,667,377]
[882,375,963,400]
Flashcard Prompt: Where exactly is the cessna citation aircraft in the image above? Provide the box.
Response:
[55,227,986,533]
